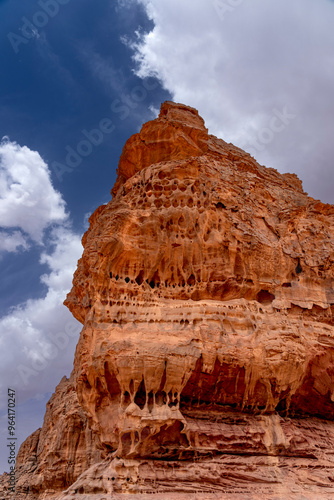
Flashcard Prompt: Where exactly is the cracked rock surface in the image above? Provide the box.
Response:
[2,101,334,499]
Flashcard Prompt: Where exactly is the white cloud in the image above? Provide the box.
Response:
[132,0,334,203]
[0,140,83,468]
[0,135,87,476]
[0,230,29,253]
[40,226,82,291]
[0,139,67,244]
[0,223,83,472]
[0,226,83,408]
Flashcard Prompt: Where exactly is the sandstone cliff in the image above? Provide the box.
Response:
[2,101,334,499]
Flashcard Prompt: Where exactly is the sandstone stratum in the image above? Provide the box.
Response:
[2,101,334,499]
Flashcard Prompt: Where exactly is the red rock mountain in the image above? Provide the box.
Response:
[2,101,334,499]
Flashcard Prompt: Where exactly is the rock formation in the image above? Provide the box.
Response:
[2,101,334,499]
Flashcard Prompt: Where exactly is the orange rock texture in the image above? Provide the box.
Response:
[3,101,334,499]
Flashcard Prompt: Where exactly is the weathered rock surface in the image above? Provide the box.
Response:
[2,101,334,499]
[0,377,103,500]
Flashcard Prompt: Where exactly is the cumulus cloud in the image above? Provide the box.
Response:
[0,226,83,408]
[0,225,82,473]
[0,138,67,244]
[131,0,334,203]
[0,230,29,253]
[0,140,83,472]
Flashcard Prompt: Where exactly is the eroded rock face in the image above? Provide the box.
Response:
[1,377,104,500]
[4,101,334,499]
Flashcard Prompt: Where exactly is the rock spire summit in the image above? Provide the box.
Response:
[111,101,209,196]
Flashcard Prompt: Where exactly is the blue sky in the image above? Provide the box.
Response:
[0,0,168,313]
[1,0,334,473]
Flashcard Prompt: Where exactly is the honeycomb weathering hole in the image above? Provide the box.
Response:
[215,202,226,209]
[256,290,275,304]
